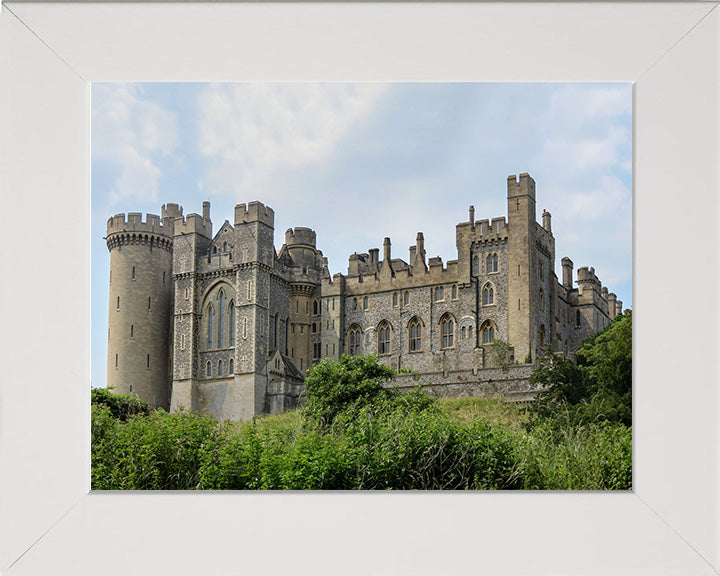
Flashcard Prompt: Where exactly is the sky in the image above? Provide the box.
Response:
[91,82,632,389]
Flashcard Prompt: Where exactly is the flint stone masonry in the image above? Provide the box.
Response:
[106,173,623,421]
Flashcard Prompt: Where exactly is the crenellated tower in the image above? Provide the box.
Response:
[506,173,537,361]
[106,211,174,409]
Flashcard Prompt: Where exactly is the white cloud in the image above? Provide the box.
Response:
[196,83,387,198]
[93,84,178,205]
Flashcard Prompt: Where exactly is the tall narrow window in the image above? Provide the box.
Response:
[115,353,118,368]
[313,300,319,315]
[243,318,248,339]
[377,321,391,355]
[487,253,498,273]
[208,305,214,348]
[247,282,252,300]
[218,291,225,347]
[347,325,362,356]
[353,298,358,310]
[163,271,166,285]
[452,285,458,300]
[363,296,369,310]
[218,359,223,376]
[312,323,317,333]
[300,358,304,371]
[482,283,494,306]
[473,255,480,275]
[130,324,134,338]
[408,318,422,352]
[404,291,410,305]
[223,241,228,252]
[229,302,235,346]
[185,287,189,300]
[146,354,150,368]
[148,297,152,310]
[481,321,495,344]
[392,292,398,307]
[116,296,120,310]
[132,266,136,280]
[206,361,211,377]
[229,358,234,373]
[435,287,444,302]
[441,315,455,349]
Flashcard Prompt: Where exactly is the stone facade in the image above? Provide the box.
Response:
[105,173,623,420]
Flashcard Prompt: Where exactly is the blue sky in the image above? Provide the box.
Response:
[92,82,632,389]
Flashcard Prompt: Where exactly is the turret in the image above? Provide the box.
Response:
[106,211,174,409]
[542,209,552,233]
[506,173,537,361]
[561,257,574,289]
[285,227,319,269]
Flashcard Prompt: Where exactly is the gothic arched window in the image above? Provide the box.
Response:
[229,358,234,373]
[481,321,495,345]
[440,314,455,349]
[229,301,235,346]
[482,283,495,306]
[218,359,223,376]
[347,325,362,356]
[408,317,422,352]
[487,253,498,273]
[206,361,212,377]
[218,290,225,347]
[377,321,392,355]
[207,305,214,349]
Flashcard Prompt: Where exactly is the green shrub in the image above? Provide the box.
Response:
[91,387,151,421]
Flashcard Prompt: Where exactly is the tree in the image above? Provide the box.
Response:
[303,355,434,427]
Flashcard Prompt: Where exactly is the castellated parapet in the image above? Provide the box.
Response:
[106,173,625,420]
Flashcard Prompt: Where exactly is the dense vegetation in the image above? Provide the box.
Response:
[92,312,631,490]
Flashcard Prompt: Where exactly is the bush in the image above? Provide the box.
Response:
[91,387,151,421]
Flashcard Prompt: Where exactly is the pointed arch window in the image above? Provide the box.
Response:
[218,290,225,347]
[377,321,392,355]
[229,358,234,374]
[482,283,495,306]
[440,314,455,349]
[229,301,235,346]
[481,321,496,345]
[347,325,362,356]
[207,305,214,349]
[408,317,422,352]
[218,359,223,376]
[206,361,212,377]
[487,253,499,273]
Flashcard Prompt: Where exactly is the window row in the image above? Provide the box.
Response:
[346,317,498,356]
[116,296,154,311]
[205,358,234,378]
[473,253,499,276]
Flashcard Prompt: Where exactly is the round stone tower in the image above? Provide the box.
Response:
[106,211,175,409]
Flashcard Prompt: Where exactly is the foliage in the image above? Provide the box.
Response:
[303,354,435,428]
[488,339,513,371]
[528,310,632,428]
[91,387,151,421]
[91,355,631,491]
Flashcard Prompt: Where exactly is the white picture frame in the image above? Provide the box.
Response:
[1,2,718,575]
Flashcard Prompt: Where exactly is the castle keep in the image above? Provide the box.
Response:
[106,173,623,420]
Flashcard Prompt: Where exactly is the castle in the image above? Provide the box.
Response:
[105,173,623,420]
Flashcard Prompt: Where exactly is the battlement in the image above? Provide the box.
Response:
[285,227,317,248]
[106,212,171,237]
[234,201,275,228]
[577,266,599,283]
[161,203,183,219]
[174,212,212,238]
[507,173,536,200]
